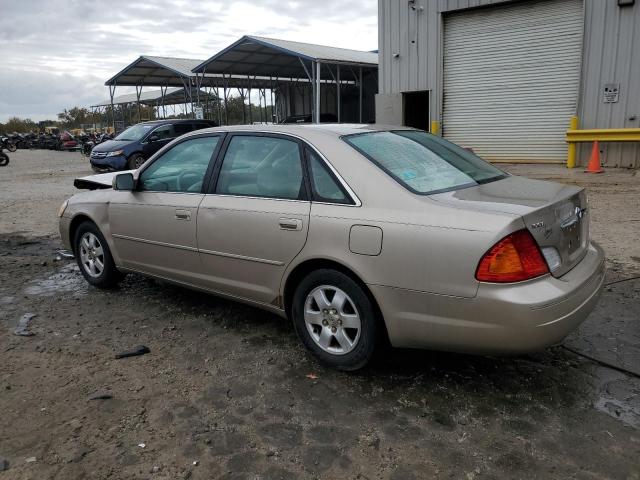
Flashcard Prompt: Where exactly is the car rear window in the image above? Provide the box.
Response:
[343,130,507,195]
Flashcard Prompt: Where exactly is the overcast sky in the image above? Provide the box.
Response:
[0,0,377,122]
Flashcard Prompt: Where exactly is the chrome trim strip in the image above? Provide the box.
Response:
[112,234,198,252]
[113,234,283,265]
[199,248,284,266]
[202,193,310,204]
[131,191,204,196]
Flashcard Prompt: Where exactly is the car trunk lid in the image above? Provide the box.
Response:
[429,176,589,277]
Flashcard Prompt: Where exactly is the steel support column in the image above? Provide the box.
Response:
[337,65,341,123]
[108,83,117,132]
[214,87,221,125]
[135,84,143,123]
[222,75,229,125]
[315,61,322,124]
[269,78,274,123]
[359,67,363,123]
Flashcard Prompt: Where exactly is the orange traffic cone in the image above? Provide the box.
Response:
[584,141,604,173]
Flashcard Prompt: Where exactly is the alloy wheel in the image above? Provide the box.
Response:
[304,285,361,355]
[78,232,105,278]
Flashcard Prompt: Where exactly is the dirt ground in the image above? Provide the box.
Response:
[0,150,639,479]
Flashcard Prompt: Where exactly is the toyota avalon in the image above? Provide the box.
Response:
[59,124,605,370]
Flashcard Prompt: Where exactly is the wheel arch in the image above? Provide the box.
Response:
[282,258,389,344]
[127,150,145,159]
[68,213,108,255]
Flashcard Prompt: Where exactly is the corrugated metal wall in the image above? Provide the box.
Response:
[578,0,640,167]
[442,0,584,162]
[377,0,640,168]
[378,0,511,109]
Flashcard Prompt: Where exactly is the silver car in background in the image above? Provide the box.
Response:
[59,124,605,370]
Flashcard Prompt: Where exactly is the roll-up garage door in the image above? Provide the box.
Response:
[442,0,583,163]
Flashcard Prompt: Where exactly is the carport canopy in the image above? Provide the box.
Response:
[192,36,378,123]
[91,87,216,108]
[102,54,284,128]
[192,35,378,79]
[105,55,280,89]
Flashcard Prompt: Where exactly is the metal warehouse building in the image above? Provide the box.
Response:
[376,0,640,168]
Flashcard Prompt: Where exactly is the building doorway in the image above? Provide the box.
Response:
[403,90,429,131]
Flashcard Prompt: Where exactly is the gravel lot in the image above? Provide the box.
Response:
[0,149,638,479]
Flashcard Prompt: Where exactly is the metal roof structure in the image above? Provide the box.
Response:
[105,54,284,89]
[91,87,216,108]
[192,35,378,123]
[193,35,378,79]
[101,36,378,127]
[105,56,201,87]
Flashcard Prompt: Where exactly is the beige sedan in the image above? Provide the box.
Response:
[59,124,605,370]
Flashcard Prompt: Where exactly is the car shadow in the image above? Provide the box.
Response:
[132,273,591,415]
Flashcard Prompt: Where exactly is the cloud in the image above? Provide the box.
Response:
[0,0,377,122]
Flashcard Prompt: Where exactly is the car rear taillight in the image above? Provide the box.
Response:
[475,229,549,283]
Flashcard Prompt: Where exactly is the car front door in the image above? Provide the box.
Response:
[109,134,223,283]
[197,133,311,306]
[142,124,175,158]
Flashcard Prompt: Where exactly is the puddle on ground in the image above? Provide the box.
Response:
[23,263,88,297]
[592,367,640,429]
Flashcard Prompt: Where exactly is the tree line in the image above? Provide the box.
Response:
[0,94,275,135]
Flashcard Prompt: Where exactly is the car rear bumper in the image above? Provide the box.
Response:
[371,241,606,354]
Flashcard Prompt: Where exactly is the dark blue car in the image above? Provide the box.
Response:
[90,119,217,171]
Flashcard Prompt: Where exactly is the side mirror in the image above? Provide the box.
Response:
[148,134,160,142]
[113,172,135,191]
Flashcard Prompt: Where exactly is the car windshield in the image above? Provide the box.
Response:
[114,124,154,141]
[344,130,507,195]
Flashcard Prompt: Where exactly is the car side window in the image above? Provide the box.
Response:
[216,135,305,200]
[307,149,350,203]
[139,136,220,193]
[173,123,193,136]
[152,124,173,140]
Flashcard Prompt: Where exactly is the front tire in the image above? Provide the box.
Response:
[292,269,378,371]
[127,153,146,170]
[0,153,8,166]
[74,221,123,288]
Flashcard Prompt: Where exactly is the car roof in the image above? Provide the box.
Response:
[140,119,216,125]
[188,123,412,138]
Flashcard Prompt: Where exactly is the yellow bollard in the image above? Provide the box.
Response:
[567,115,579,168]
[430,120,440,136]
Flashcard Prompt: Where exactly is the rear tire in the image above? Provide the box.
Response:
[7,143,17,152]
[0,153,9,166]
[292,269,378,371]
[127,153,146,170]
[74,221,123,288]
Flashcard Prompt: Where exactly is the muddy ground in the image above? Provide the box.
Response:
[0,150,639,479]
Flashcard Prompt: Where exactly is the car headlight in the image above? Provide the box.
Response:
[57,200,69,218]
[106,149,124,157]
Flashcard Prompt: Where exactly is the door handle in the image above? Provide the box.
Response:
[175,209,191,221]
[278,218,302,231]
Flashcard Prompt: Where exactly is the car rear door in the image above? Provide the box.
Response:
[196,133,311,306]
[109,134,223,284]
